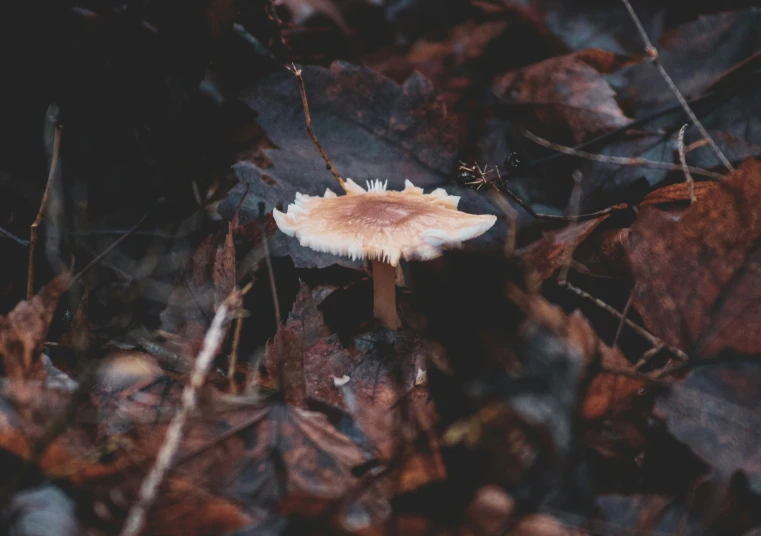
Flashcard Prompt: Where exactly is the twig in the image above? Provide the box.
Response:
[0,226,29,247]
[523,130,725,181]
[559,281,689,363]
[246,203,282,394]
[613,292,634,348]
[677,124,696,204]
[28,124,62,298]
[488,190,518,257]
[287,64,347,192]
[558,170,582,284]
[620,0,734,173]
[70,198,162,286]
[119,291,241,536]
[227,312,245,393]
[458,161,625,222]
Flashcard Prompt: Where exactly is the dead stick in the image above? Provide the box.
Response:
[287,64,347,191]
[227,313,245,393]
[677,124,696,204]
[523,130,725,180]
[560,281,689,363]
[28,125,62,298]
[0,227,29,247]
[613,292,634,348]
[119,291,241,536]
[620,0,734,173]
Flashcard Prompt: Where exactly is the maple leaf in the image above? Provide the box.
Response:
[628,158,761,357]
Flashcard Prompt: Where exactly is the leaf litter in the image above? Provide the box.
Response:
[2,1,761,535]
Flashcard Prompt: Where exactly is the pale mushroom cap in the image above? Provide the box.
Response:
[273,179,497,266]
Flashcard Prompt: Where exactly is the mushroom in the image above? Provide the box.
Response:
[273,179,497,329]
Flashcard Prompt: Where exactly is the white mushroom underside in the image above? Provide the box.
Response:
[273,179,497,266]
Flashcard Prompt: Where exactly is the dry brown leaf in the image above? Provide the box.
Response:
[639,181,716,208]
[0,272,69,381]
[628,158,761,357]
[517,215,609,289]
[265,283,445,492]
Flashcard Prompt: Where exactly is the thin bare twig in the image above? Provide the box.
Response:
[0,227,29,247]
[613,292,634,348]
[245,205,282,395]
[559,281,689,363]
[488,190,519,257]
[620,0,734,173]
[119,291,241,536]
[287,63,347,191]
[523,130,725,181]
[227,312,245,393]
[28,124,62,298]
[677,124,696,204]
[70,198,162,286]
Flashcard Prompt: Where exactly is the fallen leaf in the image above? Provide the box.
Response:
[0,273,70,381]
[582,346,645,421]
[265,283,445,491]
[510,0,665,55]
[656,361,761,489]
[141,478,253,536]
[365,19,510,105]
[493,49,635,144]
[639,180,716,207]
[517,215,610,289]
[230,61,500,268]
[628,158,761,357]
[620,10,761,118]
[182,399,386,531]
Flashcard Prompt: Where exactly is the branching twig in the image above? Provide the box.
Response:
[559,281,689,363]
[458,161,624,222]
[523,130,725,181]
[28,124,62,298]
[620,0,734,173]
[287,64,347,191]
[119,291,241,536]
[677,124,696,204]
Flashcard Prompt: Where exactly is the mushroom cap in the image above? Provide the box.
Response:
[273,179,497,266]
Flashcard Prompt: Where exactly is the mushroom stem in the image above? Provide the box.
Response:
[372,259,401,330]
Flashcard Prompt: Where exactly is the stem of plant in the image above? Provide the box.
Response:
[28,124,62,298]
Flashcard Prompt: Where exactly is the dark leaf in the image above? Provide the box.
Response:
[229,61,501,268]
[493,49,636,144]
[628,158,761,357]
